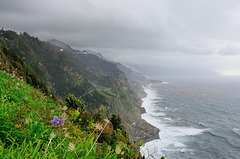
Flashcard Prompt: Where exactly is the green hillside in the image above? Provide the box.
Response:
[0,29,158,142]
[49,41,158,140]
[0,30,93,97]
[0,43,49,95]
[0,69,146,158]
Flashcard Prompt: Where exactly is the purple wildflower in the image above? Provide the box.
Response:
[50,116,60,126]
[60,117,67,123]
[50,116,67,126]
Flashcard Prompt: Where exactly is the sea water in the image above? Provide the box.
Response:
[140,79,240,159]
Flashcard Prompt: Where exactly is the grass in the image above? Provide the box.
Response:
[0,70,142,158]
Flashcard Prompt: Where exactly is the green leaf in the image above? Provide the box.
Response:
[128,149,134,157]
[31,140,42,158]
[115,144,121,154]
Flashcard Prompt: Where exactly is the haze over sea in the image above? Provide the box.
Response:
[140,77,240,159]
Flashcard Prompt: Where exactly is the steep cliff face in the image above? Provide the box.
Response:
[0,30,158,141]
[0,43,51,95]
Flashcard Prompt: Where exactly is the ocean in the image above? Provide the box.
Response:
[140,78,240,159]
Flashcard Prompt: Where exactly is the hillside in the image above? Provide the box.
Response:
[0,30,104,108]
[0,43,49,95]
[116,63,149,85]
[0,47,146,158]
[48,40,158,139]
[0,68,147,158]
[0,30,158,142]
[116,63,150,99]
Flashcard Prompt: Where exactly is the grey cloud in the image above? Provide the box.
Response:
[0,0,168,50]
[1,0,240,78]
[218,44,240,56]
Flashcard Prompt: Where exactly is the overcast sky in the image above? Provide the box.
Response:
[1,0,240,79]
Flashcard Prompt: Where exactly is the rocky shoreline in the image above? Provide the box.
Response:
[136,84,160,143]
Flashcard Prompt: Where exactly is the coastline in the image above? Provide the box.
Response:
[140,84,161,143]
[142,126,160,143]
[139,82,211,158]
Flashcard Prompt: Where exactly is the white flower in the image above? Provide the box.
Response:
[50,132,56,140]
[24,118,30,125]
[64,132,70,138]
[62,106,68,111]
[68,143,75,152]
[104,118,110,123]
[61,113,67,118]
[94,123,103,131]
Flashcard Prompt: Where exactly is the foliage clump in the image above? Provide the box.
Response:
[64,93,85,111]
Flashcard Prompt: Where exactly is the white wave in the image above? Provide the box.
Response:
[150,112,166,117]
[141,86,161,114]
[140,85,207,158]
[162,82,170,84]
[164,106,178,111]
[232,128,240,136]
[175,127,207,136]
[150,81,170,86]
[174,142,187,148]
[141,118,207,158]
[164,117,172,121]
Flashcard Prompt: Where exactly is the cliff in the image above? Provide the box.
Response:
[0,29,158,142]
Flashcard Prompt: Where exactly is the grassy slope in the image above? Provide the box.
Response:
[0,70,62,157]
[0,70,144,158]
[0,42,142,158]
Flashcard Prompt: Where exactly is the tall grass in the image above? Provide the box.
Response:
[0,70,142,158]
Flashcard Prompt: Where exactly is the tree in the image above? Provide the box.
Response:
[110,113,123,131]
[64,93,85,111]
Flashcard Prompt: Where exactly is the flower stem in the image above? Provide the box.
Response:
[44,138,52,156]
[86,121,109,156]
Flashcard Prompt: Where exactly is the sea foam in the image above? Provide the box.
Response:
[140,85,207,158]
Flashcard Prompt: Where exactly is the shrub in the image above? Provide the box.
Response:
[110,113,124,131]
[64,93,85,111]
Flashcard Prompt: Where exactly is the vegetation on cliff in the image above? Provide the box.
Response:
[0,40,147,158]
[0,70,145,158]
[0,30,158,142]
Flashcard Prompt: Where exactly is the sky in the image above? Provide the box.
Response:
[1,0,240,79]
